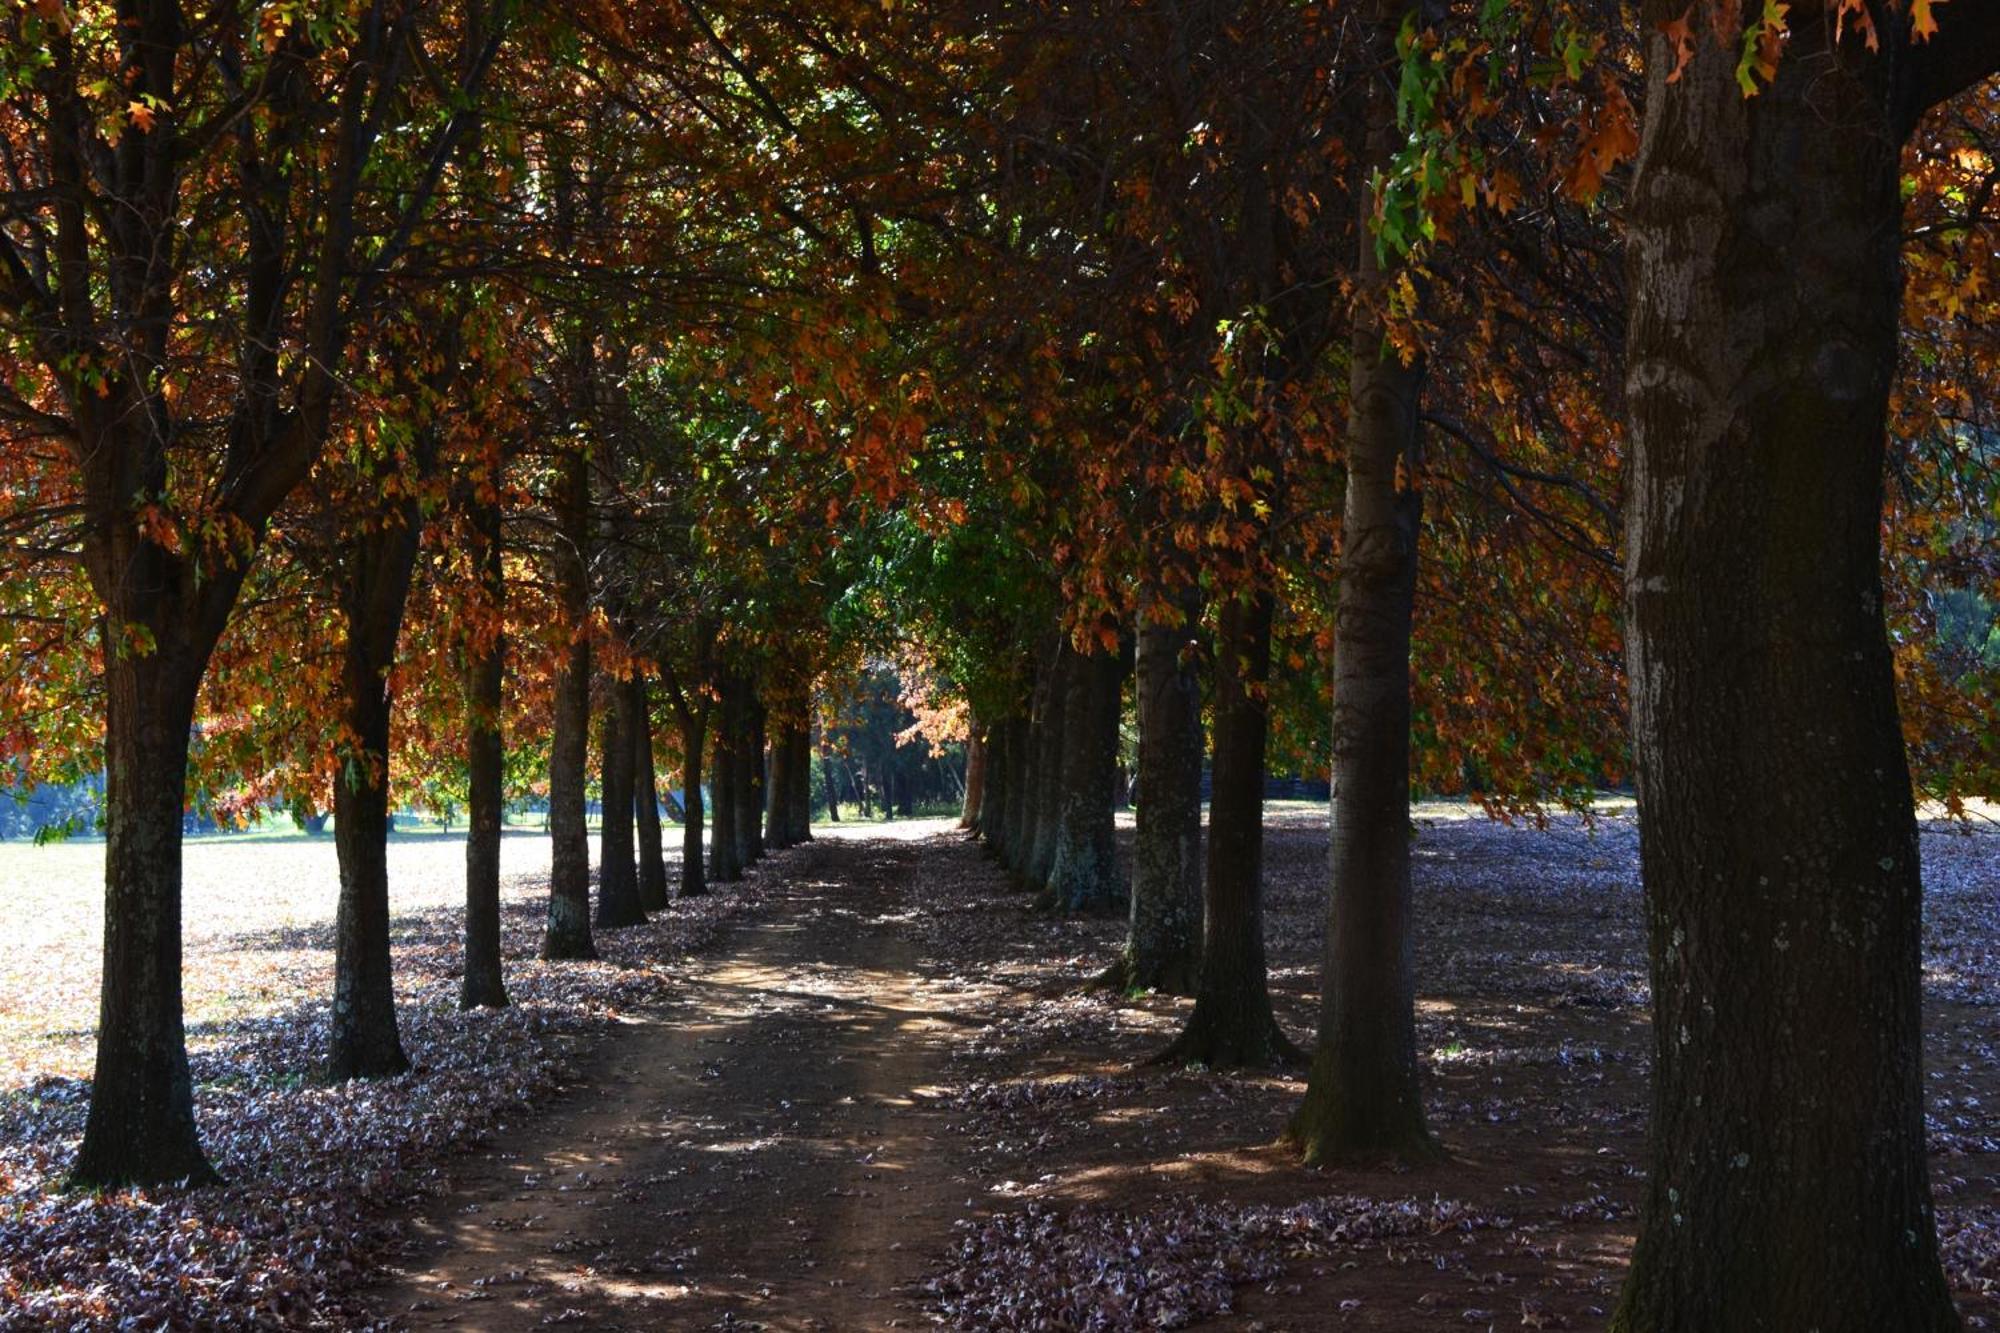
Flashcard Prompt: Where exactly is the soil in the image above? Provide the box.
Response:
[371,808,2000,1331]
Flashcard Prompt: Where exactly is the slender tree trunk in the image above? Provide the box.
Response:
[960,726,987,831]
[1118,609,1204,996]
[821,742,841,822]
[329,518,421,1080]
[543,448,597,960]
[462,512,509,1008]
[677,707,710,898]
[1048,643,1126,913]
[72,646,217,1187]
[632,677,669,913]
[595,677,646,928]
[1610,11,1962,1330]
[1156,591,1297,1068]
[1290,18,1438,1161]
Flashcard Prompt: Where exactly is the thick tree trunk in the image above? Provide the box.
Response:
[977,717,1009,854]
[1290,26,1438,1162]
[328,520,420,1080]
[72,647,217,1188]
[742,693,767,864]
[632,678,669,913]
[543,449,597,960]
[330,663,410,1080]
[766,723,795,849]
[595,677,646,928]
[788,724,814,841]
[1610,13,1960,1330]
[677,708,710,898]
[328,491,427,1080]
[1000,714,1031,871]
[1156,591,1297,1068]
[709,707,742,884]
[1047,645,1126,913]
[1119,613,1204,996]
[462,542,509,1009]
[1022,642,1069,891]
[960,728,987,831]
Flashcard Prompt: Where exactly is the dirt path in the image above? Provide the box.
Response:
[377,827,982,1331]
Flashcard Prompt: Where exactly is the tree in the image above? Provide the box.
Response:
[0,0,500,1186]
[1610,3,2000,1327]
[1290,0,1439,1165]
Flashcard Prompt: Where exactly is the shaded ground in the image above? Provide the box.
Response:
[369,808,2000,1330]
[382,833,977,1330]
[4,807,1995,1328]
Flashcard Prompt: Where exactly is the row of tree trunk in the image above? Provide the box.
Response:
[973,632,1128,917]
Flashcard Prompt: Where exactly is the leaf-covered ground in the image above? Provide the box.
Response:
[0,829,779,1328]
[3,807,1997,1330]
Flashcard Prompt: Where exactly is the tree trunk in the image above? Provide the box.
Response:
[595,676,646,928]
[978,716,1009,854]
[766,721,795,849]
[821,743,841,822]
[1119,612,1204,996]
[1047,644,1125,913]
[328,518,422,1081]
[1156,591,1297,1068]
[677,707,710,898]
[1022,642,1069,891]
[787,724,814,841]
[1290,16,1438,1162]
[71,647,217,1188]
[960,726,987,831]
[1000,714,1031,871]
[731,685,764,868]
[543,448,597,960]
[1610,12,1964,1330]
[632,677,669,913]
[462,505,509,1008]
[710,704,742,884]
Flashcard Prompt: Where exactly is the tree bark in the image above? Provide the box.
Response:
[595,676,646,928]
[960,727,987,831]
[632,677,669,913]
[788,724,814,840]
[977,716,1009,854]
[1022,641,1069,891]
[461,497,509,1008]
[709,697,742,884]
[1155,591,1297,1068]
[71,646,218,1188]
[676,705,710,898]
[820,742,841,822]
[1047,644,1126,913]
[328,517,422,1081]
[1290,12,1438,1162]
[743,691,767,863]
[1119,612,1204,996]
[766,720,795,849]
[1610,10,1967,1329]
[543,448,597,960]
[1000,714,1031,871]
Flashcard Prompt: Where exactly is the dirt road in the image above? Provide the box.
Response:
[379,826,989,1331]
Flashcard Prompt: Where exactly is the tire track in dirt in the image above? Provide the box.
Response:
[376,825,980,1331]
